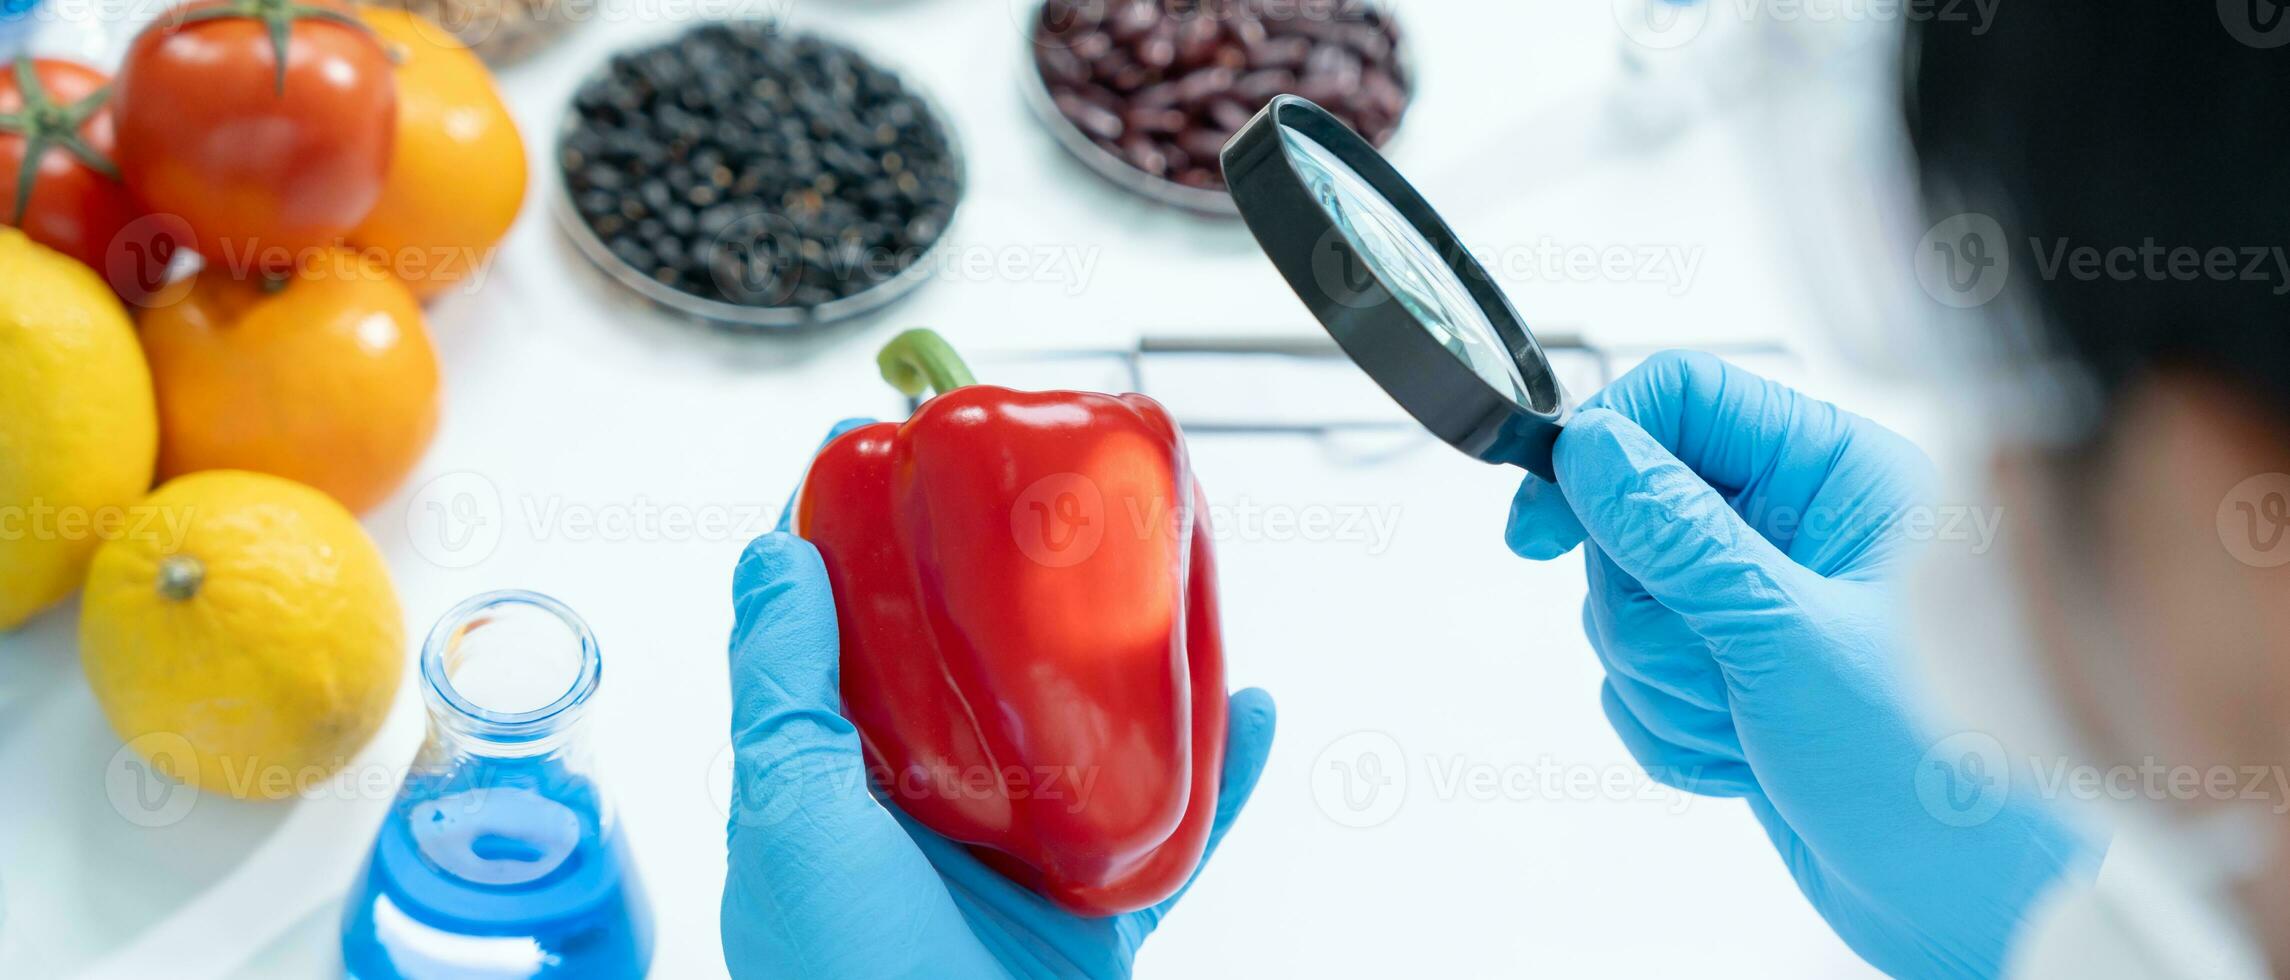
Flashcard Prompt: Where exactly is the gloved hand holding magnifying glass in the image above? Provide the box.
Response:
[1224,97,2098,979]
[1506,351,2094,979]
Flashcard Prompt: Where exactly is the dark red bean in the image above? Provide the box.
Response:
[1162,141,1193,173]
[1126,106,1188,134]
[1175,66,1239,104]
[1176,16,1222,66]
[1175,167,1220,189]
[1111,0,1159,42]
[1137,25,1179,69]
[1121,136,1170,176]
[1304,44,1363,87]
[1228,15,1267,47]
[1177,127,1228,162]
[1233,68,1297,102]
[1041,3,1102,44]
[1362,70,1407,117]
[1283,14,1348,45]
[1111,62,1155,90]
[1345,24,1392,62]
[1070,30,1114,60]
[1131,81,1182,109]
[1040,46,1091,87]
[1249,35,1312,71]
[1208,98,1255,132]
[1092,49,1140,85]
[1077,83,1124,113]
[1056,93,1126,140]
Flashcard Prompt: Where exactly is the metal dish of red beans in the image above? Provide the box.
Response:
[1023,0,1412,215]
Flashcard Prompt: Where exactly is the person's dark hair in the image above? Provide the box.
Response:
[1906,8,2290,430]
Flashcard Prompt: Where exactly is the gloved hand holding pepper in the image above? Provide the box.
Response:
[723,332,1277,978]
[721,520,1276,979]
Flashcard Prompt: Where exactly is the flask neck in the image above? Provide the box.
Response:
[419,591,602,761]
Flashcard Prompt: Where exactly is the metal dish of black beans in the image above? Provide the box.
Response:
[1024,0,1410,215]
[557,22,965,330]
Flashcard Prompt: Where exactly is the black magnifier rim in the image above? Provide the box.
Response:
[1221,95,1568,480]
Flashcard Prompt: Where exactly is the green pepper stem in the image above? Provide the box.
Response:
[876,328,977,399]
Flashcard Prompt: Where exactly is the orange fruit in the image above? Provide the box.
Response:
[139,249,440,514]
[350,7,528,300]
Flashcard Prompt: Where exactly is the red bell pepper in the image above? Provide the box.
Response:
[794,329,1227,917]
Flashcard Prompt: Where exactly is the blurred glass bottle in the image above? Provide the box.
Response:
[0,0,143,68]
[0,0,41,62]
[342,591,653,979]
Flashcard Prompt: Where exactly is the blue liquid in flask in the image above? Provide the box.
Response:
[343,591,653,979]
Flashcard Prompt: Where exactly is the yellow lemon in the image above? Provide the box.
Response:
[0,227,158,629]
[80,471,404,800]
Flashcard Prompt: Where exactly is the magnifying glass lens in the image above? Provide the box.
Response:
[1226,96,1568,477]
[1278,124,1533,409]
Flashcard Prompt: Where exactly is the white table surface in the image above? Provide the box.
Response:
[0,1,1926,976]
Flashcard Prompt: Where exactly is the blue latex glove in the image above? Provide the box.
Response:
[1507,352,2091,979]
[722,421,1278,980]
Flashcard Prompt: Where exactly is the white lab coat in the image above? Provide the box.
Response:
[2008,834,2271,980]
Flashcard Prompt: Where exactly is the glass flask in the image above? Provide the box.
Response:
[0,0,41,62]
[342,591,653,979]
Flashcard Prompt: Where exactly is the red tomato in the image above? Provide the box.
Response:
[0,58,178,301]
[112,0,396,272]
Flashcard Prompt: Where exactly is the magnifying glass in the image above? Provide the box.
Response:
[1223,96,1572,481]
